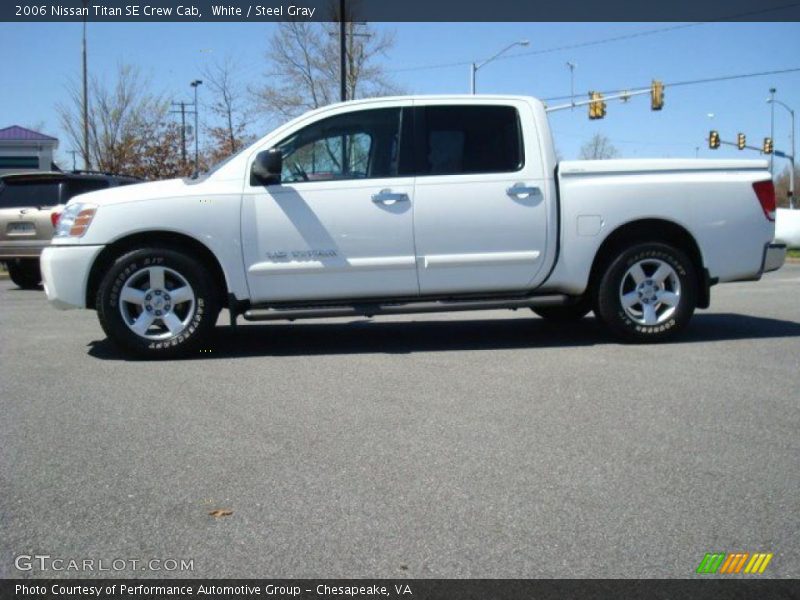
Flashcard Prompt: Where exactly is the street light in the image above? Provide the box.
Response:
[769,87,776,175]
[768,95,796,209]
[470,40,529,94]
[190,79,203,177]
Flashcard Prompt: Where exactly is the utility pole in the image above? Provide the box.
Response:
[170,101,191,166]
[339,0,346,102]
[190,80,203,176]
[81,0,90,170]
[68,150,78,171]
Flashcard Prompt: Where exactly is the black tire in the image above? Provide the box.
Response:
[533,296,592,322]
[8,259,42,289]
[96,247,220,358]
[595,242,697,343]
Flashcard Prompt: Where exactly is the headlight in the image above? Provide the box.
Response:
[54,203,97,238]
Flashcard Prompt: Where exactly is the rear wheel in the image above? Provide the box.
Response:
[595,242,697,343]
[96,248,220,358]
[7,259,42,289]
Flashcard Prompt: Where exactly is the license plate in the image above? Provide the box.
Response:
[7,222,35,233]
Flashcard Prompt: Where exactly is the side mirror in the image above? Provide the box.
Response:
[250,149,282,186]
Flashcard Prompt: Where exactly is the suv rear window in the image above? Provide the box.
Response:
[0,180,62,209]
[419,105,523,175]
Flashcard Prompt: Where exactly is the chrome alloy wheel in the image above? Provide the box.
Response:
[118,266,196,340]
[618,258,681,326]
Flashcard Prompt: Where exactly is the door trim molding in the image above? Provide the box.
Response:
[421,250,541,269]
[248,255,416,275]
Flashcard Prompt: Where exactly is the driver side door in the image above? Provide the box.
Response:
[241,104,420,303]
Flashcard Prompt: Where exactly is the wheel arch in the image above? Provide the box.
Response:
[85,230,230,309]
[587,218,711,309]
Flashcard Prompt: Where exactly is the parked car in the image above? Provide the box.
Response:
[0,171,139,288]
[41,95,785,357]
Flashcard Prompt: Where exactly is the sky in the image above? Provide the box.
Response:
[1,20,799,168]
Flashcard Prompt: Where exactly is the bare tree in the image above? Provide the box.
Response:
[254,20,400,121]
[58,64,191,179]
[579,133,620,160]
[203,57,254,164]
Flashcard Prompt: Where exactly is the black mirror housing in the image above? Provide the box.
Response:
[251,149,282,186]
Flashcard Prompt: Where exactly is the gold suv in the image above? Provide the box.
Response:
[0,171,139,288]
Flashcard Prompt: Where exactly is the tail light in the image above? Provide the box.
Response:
[50,211,62,228]
[752,180,776,222]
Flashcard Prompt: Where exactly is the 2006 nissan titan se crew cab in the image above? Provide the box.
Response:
[41,95,786,357]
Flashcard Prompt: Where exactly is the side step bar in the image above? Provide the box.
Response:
[242,295,570,322]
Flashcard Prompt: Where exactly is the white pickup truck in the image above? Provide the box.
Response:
[41,95,786,357]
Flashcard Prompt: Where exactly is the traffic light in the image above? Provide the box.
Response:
[650,80,664,110]
[588,91,606,119]
[737,133,746,150]
[763,137,774,154]
[709,130,720,149]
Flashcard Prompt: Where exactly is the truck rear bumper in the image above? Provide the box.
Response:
[40,245,104,310]
[763,242,786,273]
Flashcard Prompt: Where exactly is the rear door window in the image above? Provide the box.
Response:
[0,180,63,208]
[417,105,524,175]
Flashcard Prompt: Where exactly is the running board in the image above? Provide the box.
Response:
[242,295,569,322]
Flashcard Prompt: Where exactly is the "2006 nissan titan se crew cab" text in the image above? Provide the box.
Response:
[41,95,786,357]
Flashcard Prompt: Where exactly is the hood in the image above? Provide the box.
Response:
[66,178,189,207]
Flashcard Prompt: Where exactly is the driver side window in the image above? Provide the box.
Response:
[275,107,401,183]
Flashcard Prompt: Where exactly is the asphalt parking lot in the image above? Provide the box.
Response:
[2,265,799,579]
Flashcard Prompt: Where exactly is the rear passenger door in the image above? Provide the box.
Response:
[411,100,550,295]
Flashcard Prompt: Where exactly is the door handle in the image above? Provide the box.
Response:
[371,189,409,205]
[506,183,541,199]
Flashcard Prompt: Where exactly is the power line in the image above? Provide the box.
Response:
[388,23,703,74]
[542,67,800,103]
[386,3,800,75]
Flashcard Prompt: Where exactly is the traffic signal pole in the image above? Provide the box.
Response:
[545,87,651,113]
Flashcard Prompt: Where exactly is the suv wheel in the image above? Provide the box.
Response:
[8,259,42,289]
[96,248,220,358]
[595,242,697,343]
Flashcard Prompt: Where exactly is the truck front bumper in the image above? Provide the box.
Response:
[40,245,104,310]
[763,242,786,273]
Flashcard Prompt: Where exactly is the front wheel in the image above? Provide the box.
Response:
[96,248,220,358]
[595,243,697,343]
